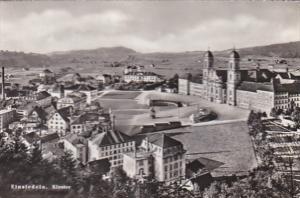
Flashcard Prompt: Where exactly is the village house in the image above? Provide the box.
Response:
[39,69,56,84]
[47,106,73,136]
[57,94,85,110]
[64,84,97,104]
[70,112,107,134]
[64,133,88,164]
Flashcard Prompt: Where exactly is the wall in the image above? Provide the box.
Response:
[236,90,274,113]
[178,79,189,95]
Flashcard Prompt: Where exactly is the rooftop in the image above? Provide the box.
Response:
[90,130,131,147]
[146,133,183,149]
[237,81,274,92]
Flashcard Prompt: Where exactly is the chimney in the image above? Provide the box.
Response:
[2,67,5,101]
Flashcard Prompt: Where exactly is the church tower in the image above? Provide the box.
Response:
[227,50,241,105]
[203,50,214,100]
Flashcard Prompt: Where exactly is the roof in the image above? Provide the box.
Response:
[88,158,111,173]
[48,106,72,122]
[90,130,131,147]
[56,106,73,122]
[276,72,290,79]
[50,83,63,92]
[41,133,59,143]
[125,71,159,77]
[29,107,47,121]
[186,159,205,173]
[65,84,96,92]
[146,133,183,148]
[36,91,51,100]
[190,74,203,84]
[71,112,100,125]
[274,82,300,94]
[65,133,86,145]
[42,69,53,74]
[23,132,40,144]
[18,102,38,112]
[230,50,240,59]
[237,81,274,92]
[5,90,27,98]
[204,50,213,58]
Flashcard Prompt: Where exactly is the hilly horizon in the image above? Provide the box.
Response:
[0,41,299,68]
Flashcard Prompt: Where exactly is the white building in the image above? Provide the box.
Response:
[47,107,72,136]
[124,71,162,83]
[64,84,97,104]
[0,108,16,132]
[88,130,135,170]
[57,95,85,110]
[123,133,186,184]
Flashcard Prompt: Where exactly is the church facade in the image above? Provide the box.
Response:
[178,50,300,114]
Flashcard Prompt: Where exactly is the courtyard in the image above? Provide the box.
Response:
[95,90,257,177]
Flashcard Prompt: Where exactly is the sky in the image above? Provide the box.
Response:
[0,1,299,54]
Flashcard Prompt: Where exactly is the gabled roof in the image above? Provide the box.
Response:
[41,133,59,143]
[146,133,183,148]
[90,130,131,147]
[57,106,73,122]
[29,107,47,121]
[48,106,72,122]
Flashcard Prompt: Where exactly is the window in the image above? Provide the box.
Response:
[174,163,178,169]
[170,164,173,171]
[165,166,168,172]
[174,171,178,177]
[138,160,144,166]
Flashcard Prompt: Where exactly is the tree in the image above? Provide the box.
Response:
[60,151,78,185]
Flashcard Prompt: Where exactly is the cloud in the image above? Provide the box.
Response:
[0,8,298,53]
[0,9,131,53]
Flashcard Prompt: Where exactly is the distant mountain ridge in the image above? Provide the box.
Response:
[0,41,299,68]
[219,41,300,58]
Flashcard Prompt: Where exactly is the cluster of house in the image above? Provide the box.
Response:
[123,65,163,83]
[0,68,208,186]
[179,50,300,114]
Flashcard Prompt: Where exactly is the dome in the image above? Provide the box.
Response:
[230,50,240,59]
[204,50,213,58]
